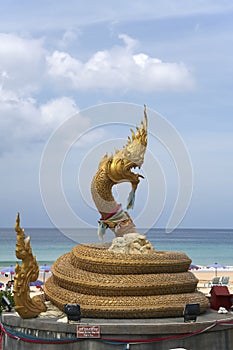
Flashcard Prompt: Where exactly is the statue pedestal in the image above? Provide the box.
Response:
[2,310,233,350]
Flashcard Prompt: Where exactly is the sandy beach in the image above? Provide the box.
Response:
[192,269,233,296]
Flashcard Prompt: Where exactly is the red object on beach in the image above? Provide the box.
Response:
[210,286,232,311]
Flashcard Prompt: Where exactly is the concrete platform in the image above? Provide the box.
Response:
[1,309,233,350]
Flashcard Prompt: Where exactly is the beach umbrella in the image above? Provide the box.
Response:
[39,264,51,272]
[39,265,51,283]
[189,264,200,270]
[0,265,15,280]
[29,280,44,287]
[207,262,226,277]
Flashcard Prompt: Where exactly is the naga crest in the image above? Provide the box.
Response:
[106,105,147,190]
[91,105,148,240]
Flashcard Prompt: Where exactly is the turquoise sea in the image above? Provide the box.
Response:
[0,228,232,268]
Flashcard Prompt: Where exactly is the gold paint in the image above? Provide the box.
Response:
[13,213,47,318]
[43,106,209,318]
[91,105,148,235]
[43,244,209,318]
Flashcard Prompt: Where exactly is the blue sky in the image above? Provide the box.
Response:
[0,1,233,230]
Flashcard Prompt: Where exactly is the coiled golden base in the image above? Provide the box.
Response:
[44,244,209,318]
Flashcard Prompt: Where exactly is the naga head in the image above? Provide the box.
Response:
[92,105,148,239]
[106,105,148,191]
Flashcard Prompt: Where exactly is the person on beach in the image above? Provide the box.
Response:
[5,280,12,292]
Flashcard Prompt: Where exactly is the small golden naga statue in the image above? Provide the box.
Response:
[13,213,47,318]
[91,105,149,241]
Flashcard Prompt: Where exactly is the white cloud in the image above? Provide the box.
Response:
[0,30,193,157]
[0,91,81,155]
[40,97,79,126]
[58,29,80,48]
[0,30,195,159]
[46,34,194,92]
[0,31,194,97]
[0,33,45,94]
[118,33,138,51]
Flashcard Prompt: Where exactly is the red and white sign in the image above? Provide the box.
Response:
[77,325,101,338]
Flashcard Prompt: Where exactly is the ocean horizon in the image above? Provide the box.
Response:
[0,228,232,268]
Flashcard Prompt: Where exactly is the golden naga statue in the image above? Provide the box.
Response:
[13,213,47,318]
[91,105,148,240]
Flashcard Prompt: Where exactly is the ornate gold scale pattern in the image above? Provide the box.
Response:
[44,244,209,318]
